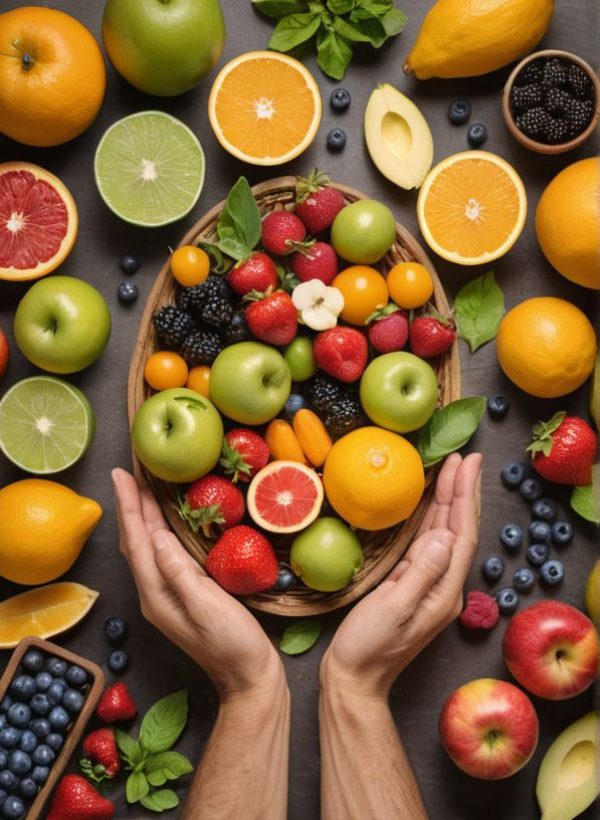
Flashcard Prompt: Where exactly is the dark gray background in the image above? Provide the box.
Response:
[1,1,599,817]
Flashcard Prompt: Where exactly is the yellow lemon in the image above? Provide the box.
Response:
[0,479,102,585]
[496,297,596,398]
[536,158,600,290]
[323,427,424,531]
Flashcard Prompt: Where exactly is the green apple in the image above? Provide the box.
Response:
[210,342,291,425]
[284,336,317,382]
[331,199,396,264]
[360,351,438,433]
[14,276,111,374]
[132,388,223,483]
[102,0,226,97]
[290,517,363,592]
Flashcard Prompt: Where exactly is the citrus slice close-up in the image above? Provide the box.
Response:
[247,460,324,534]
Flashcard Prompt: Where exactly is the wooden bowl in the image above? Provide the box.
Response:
[502,49,600,154]
[0,637,104,819]
[128,177,460,617]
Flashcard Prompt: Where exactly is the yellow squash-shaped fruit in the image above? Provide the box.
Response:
[0,479,102,585]
[293,409,333,468]
[265,419,307,464]
[585,559,600,625]
[404,0,555,79]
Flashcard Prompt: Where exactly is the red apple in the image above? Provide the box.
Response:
[438,678,539,780]
[0,328,9,383]
[502,600,599,700]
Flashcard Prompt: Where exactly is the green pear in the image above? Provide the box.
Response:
[585,559,600,625]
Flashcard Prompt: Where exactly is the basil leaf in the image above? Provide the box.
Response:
[280,619,322,655]
[327,0,354,13]
[269,12,322,51]
[454,271,504,353]
[316,28,353,79]
[140,690,188,754]
[145,751,194,784]
[571,467,600,524]
[252,0,309,20]
[332,16,371,41]
[351,0,392,20]
[381,7,407,35]
[349,15,387,46]
[417,397,487,468]
[216,178,261,262]
[140,789,180,812]
[196,241,233,275]
[126,771,149,804]
[115,730,144,768]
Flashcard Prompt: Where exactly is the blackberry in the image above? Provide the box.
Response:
[516,59,543,86]
[565,98,594,137]
[153,305,197,349]
[324,393,364,439]
[223,310,251,344]
[543,116,569,145]
[544,87,571,117]
[305,374,341,414]
[180,329,224,366]
[542,58,568,88]
[568,63,593,99]
[516,107,550,139]
[511,84,544,113]
[177,276,233,327]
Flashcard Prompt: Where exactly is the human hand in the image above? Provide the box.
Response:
[112,468,284,701]
[320,452,482,699]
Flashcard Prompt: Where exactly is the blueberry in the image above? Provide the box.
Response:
[0,790,5,807]
[273,566,297,592]
[65,666,88,689]
[330,88,351,112]
[34,673,52,693]
[501,462,526,489]
[32,745,54,767]
[48,706,70,730]
[18,778,37,799]
[0,751,6,769]
[118,280,139,305]
[467,122,488,147]
[0,771,17,791]
[531,498,556,522]
[551,521,573,545]
[529,520,552,543]
[282,394,310,423]
[120,253,140,274]
[107,650,128,674]
[482,556,505,582]
[519,478,543,502]
[47,681,66,706]
[0,717,4,733]
[540,559,565,586]
[9,677,35,701]
[526,542,550,566]
[326,128,347,152]
[30,766,49,786]
[46,734,63,752]
[6,705,30,729]
[495,587,520,615]
[513,567,535,592]
[18,732,36,755]
[29,719,50,739]
[8,751,31,776]
[44,658,67,678]
[487,395,509,420]
[0,698,12,714]
[1,795,24,819]
[0,729,20,750]
[448,99,472,125]
[30,694,50,716]
[21,651,44,674]
[104,617,129,645]
[500,524,523,553]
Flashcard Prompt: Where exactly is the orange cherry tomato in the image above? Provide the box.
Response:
[144,351,188,391]
[386,262,434,309]
[332,265,389,325]
[187,365,211,398]
[170,245,210,286]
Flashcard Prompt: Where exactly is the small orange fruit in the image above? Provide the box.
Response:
[187,365,211,398]
[0,6,106,147]
[144,352,188,391]
[387,262,434,309]
[171,245,210,287]
[332,266,389,325]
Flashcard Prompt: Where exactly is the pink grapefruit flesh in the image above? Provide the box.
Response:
[247,460,324,534]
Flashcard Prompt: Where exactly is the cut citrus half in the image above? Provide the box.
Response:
[0,162,78,282]
[0,582,99,648]
[94,111,205,227]
[247,460,324,534]
[417,151,527,265]
[208,51,322,166]
[0,376,95,474]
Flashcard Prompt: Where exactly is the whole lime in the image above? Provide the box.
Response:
[331,200,396,264]
[284,336,317,382]
[290,517,363,592]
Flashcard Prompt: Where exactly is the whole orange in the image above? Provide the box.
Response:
[332,266,389,325]
[0,7,106,147]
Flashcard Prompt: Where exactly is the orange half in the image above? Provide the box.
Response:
[208,51,322,166]
[417,151,527,265]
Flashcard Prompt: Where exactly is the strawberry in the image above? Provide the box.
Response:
[205,525,279,594]
[528,412,597,486]
[261,211,306,256]
[367,305,409,353]
[290,241,338,285]
[179,475,245,536]
[220,428,270,483]
[295,169,346,234]
[410,314,456,358]
[313,327,368,383]
[225,252,278,297]
[0,327,9,384]
[80,728,121,781]
[96,682,137,724]
[245,289,298,345]
[47,775,115,819]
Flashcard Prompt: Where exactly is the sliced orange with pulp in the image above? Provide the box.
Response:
[208,51,322,166]
[417,151,527,265]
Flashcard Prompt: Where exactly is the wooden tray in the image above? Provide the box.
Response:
[128,176,461,617]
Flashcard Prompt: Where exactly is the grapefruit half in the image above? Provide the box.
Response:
[0,162,78,281]
[247,460,324,534]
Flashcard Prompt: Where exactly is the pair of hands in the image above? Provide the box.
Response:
[112,451,481,701]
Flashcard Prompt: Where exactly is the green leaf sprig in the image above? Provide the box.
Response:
[215,177,262,262]
[280,619,322,655]
[454,271,505,353]
[253,0,407,80]
[417,397,487,468]
[571,465,600,524]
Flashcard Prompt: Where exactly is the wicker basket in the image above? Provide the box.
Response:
[128,177,461,617]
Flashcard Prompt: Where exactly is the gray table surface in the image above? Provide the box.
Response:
[1,1,599,818]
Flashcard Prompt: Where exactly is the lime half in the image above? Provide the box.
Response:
[0,377,95,474]
[94,111,205,227]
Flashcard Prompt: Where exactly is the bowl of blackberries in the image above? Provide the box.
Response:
[502,50,600,154]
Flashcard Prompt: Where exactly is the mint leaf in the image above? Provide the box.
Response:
[115,730,144,769]
[216,178,261,261]
[126,771,149,804]
[140,789,180,812]
[145,751,194,787]
[454,271,505,353]
[316,28,353,79]
[268,12,322,51]
[381,7,407,35]
[280,619,322,655]
[417,397,487,468]
[571,467,600,524]
[252,0,309,19]
[140,691,188,754]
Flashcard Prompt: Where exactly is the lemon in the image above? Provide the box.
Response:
[496,297,597,399]
[0,479,102,585]
[404,0,555,79]
[536,158,600,290]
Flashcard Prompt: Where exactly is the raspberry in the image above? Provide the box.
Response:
[459,591,500,630]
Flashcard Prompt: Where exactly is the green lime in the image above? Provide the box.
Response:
[0,377,95,474]
[94,111,205,227]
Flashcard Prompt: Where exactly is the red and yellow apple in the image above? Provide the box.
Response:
[502,600,599,700]
[438,678,539,780]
